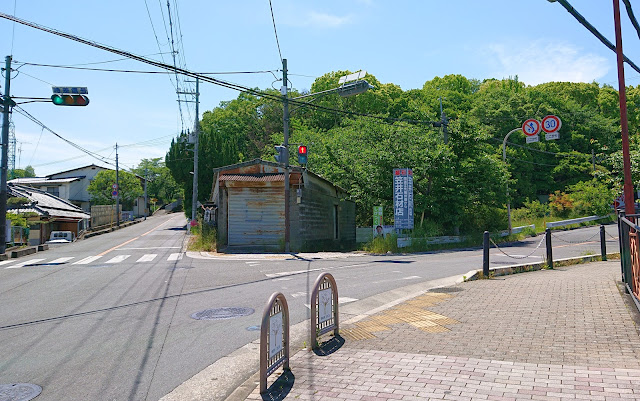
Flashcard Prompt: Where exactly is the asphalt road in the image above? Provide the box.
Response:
[0,216,621,400]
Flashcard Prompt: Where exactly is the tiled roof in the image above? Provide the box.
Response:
[8,183,90,220]
[218,174,284,182]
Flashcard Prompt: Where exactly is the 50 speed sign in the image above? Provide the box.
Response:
[522,119,541,136]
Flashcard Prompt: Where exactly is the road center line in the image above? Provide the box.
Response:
[98,216,183,256]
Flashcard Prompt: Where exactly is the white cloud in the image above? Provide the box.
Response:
[307,11,351,28]
[485,40,609,85]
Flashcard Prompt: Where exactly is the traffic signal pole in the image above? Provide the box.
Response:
[192,78,199,226]
[115,143,120,227]
[282,59,291,253]
[0,56,12,254]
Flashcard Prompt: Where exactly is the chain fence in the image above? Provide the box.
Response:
[489,233,547,260]
[550,230,601,244]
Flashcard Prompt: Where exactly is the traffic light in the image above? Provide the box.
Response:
[298,145,308,165]
[51,94,90,106]
[274,145,287,164]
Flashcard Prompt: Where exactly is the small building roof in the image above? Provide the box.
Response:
[9,177,81,185]
[8,183,90,220]
[46,163,111,178]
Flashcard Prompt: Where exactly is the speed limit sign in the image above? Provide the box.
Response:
[541,115,561,133]
[522,119,541,136]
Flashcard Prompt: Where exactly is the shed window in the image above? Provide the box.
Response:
[47,187,59,197]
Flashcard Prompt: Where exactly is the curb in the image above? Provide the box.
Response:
[83,219,143,239]
[159,274,466,401]
[466,252,620,280]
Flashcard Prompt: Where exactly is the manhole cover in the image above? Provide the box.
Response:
[191,307,255,320]
[246,325,260,331]
[428,287,463,293]
[0,383,42,401]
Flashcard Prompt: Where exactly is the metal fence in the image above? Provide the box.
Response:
[617,213,640,309]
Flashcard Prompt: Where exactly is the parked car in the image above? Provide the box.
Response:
[47,231,74,244]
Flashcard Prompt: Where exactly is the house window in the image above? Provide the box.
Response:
[46,187,59,197]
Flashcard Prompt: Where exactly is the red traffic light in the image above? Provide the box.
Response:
[51,94,90,106]
[298,145,308,164]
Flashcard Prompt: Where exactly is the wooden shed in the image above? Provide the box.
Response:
[210,159,356,252]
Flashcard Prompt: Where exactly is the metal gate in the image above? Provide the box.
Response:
[228,187,284,248]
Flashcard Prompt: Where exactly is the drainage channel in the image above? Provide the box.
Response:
[0,383,42,401]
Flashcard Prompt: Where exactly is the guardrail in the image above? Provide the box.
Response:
[545,215,610,229]
[618,213,640,312]
[497,224,535,237]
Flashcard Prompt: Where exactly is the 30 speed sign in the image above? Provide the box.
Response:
[522,119,541,136]
[541,115,561,133]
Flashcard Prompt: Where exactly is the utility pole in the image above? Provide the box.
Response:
[115,143,120,227]
[144,167,148,221]
[613,0,634,216]
[192,77,200,226]
[0,56,12,254]
[282,59,291,253]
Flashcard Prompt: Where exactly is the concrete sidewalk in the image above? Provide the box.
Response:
[245,261,640,400]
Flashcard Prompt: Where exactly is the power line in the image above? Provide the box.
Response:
[13,106,117,167]
[14,61,279,75]
[550,0,640,74]
[0,12,440,130]
[268,0,283,63]
[490,138,592,158]
[622,0,640,40]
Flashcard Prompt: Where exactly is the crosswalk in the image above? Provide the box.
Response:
[2,253,184,269]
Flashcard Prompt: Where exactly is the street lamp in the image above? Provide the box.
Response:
[279,61,372,252]
[502,127,522,235]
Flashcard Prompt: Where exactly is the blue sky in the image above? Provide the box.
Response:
[1,1,639,176]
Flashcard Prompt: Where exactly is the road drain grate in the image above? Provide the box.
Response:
[191,307,255,320]
[0,383,42,401]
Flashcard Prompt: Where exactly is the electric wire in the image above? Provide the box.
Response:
[0,12,442,129]
[622,0,640,41]
[28,126,44,167]
[13,106,117,167]
[14,62,279,75]
[551,0,640,74]
[268,0,283,63]
[491,138,594,158]
[14,70,54,86]
[10,0,17,55]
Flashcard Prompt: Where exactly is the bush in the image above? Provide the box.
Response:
[567,179,615,217]
[549,190,573,218]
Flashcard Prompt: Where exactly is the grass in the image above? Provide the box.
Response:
[188,223,216,252]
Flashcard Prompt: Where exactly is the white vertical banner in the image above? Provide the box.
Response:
[393,168,414,229]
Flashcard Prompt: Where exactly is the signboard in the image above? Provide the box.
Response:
[318,288,332,323]
[541,115,561,133]
[526,135,539,143]
[393,168,414,229]
[269,312,283,358]
[111,190,118,197]
[112,183,118,190]
[52,86,88,95]
[522,119,541,136]
[545,132,560,141]
[373,206,383,237]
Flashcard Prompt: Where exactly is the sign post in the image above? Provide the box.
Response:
[393,169,414,231]
[522,119,541,143]
[373,206,383,238]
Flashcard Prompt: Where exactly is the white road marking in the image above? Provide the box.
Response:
[402,276,421,280]
[105,255,130,264]
[272,277,292,281]
[73,256,102,265]
[0,260,15,266]
[291,292,306,298]
[49,257,75,264]
[6,258,46,269]
[118,247,181,250]
[167,253,183,261]
[136,254,157,262]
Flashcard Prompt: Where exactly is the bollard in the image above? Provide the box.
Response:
[310,273,339,350]
[483,231,490,277]
[600,225,607,261]
[260,292,290,394]
[545,228,553,269]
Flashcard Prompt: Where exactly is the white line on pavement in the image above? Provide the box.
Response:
[136,254,158,262]
[167,253,183,261]
[73,256,102,265]
[105,255,130,264]
[6,258,46,269]
[49,257,75,264]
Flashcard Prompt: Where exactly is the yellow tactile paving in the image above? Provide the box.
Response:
[341,292,460,341]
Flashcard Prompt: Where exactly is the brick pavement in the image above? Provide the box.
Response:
[245,261,640,400]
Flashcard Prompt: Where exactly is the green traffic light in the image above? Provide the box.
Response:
[51,94,89,106]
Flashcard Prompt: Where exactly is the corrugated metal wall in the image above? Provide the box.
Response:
[228,187,285,247]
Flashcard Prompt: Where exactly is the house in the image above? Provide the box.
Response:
[10,164,148,219]
[10,164,109,213]
[7,183,91,245]
[211,159,356,252]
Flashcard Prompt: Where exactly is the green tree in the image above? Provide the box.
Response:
[11,165,36,179]
[131,158,181,205]
[87,170,143,210]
